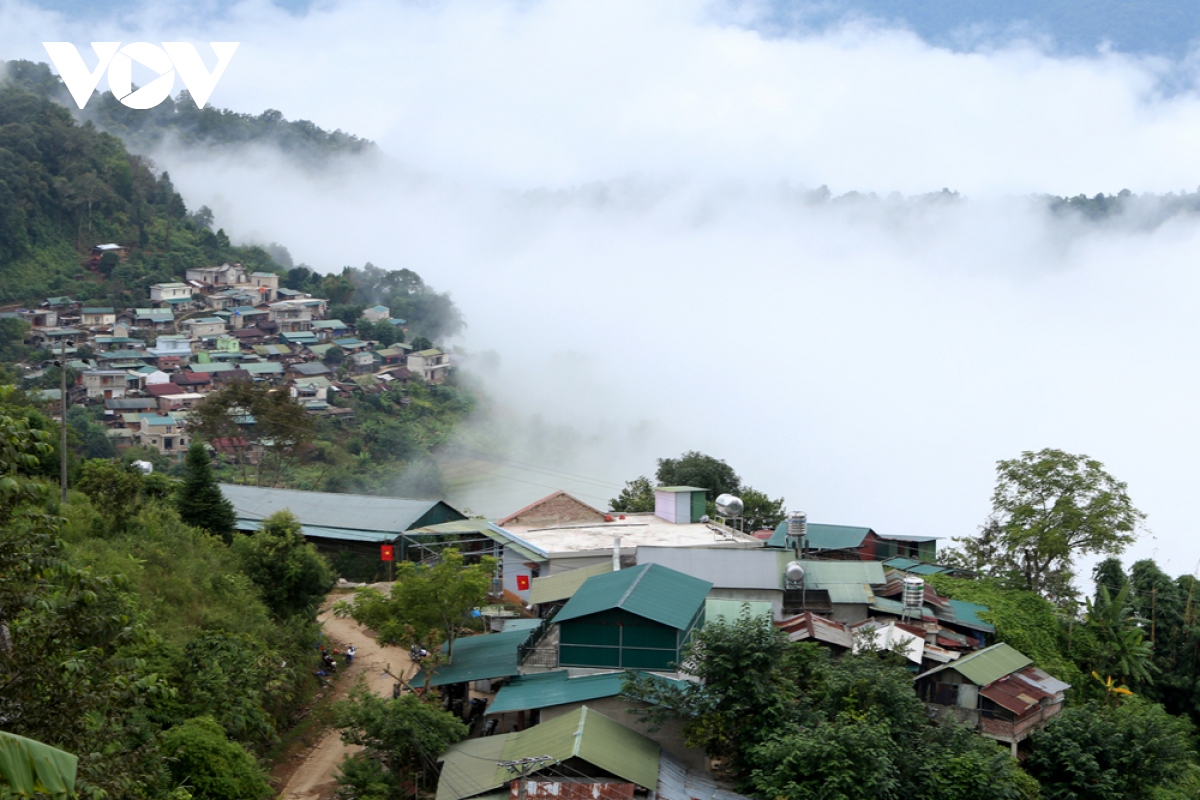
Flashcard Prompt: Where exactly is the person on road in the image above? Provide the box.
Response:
[346,645,356,664]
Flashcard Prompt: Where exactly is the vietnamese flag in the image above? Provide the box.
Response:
[380,545,394,561]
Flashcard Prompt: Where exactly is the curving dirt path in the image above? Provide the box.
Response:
[277,595,417,800]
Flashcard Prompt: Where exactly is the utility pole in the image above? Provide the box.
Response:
[58,334,71,504]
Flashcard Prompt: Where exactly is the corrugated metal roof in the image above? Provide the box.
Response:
[220,484,462,534]
[481,523,547,563]
[776,612,854,649]
[1015,666,1071,696]
[489,671,616,714]
[916,642,1032,687]
[530,562,614,604]
[554,564,712,631]
[637,547,786,591]
[437,707,661,800]
[242,362,283,374]
[980,674,1051,716]
[946,599,996,634]
[870,596,935,620]
[237,519,398,543]
[420,628,528,687]
[766,521,874,550]
[488,671,692,715]
[656,751,753,800]
[799,560,885,604]
[437,737,508,800]
[851,621,924,664]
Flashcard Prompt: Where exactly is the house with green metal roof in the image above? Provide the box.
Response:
[437,706,661,800]
[555,564,712,672]
[914,642,1070,755]
[484,671,705,770]
[416,626,530,688]
[789,559,886,623]
[219,483,467,561]
[768,520,939,562]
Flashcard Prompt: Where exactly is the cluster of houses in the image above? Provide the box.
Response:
[8,261,452,455]
[217,481,1071,800]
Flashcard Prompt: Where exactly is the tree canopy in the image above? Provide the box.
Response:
[233,509,334,619]
[949,448,1143,601]
[337,548,495,660]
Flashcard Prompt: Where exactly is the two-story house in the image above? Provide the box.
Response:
[248,272,279,300]
[149,282,194,307]
[181,318,228,339]
[80,307,116,327]
[186,263,249,287]
[406,348,451,383]
[136,412,188,454]
[82,370,134,400]
[268,300,315,333]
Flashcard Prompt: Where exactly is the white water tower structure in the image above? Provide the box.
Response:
[785,511,808,556]
[902,576,925,623]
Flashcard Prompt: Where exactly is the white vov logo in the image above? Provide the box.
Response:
[42,42,239,110]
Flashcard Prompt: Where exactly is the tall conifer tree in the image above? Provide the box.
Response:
[177,441,237,540]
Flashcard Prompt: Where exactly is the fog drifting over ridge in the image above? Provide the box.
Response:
[6,0,1200,578]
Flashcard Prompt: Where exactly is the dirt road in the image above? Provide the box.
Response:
[277,598,417,800]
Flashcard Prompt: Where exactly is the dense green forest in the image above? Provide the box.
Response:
[2,60,373,163]
[0,395,336,798]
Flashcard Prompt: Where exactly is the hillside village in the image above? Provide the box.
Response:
[0,252,1166,799]
[223,475,1070,798]
[5,254,453,458]
[0,241,1187,800]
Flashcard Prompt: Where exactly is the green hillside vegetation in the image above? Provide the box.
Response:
[3,60,373,163]
[0,394,335,799]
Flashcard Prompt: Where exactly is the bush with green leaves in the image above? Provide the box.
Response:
[161,717,272,800]
[334,689,468,798]
[233,509,334,619]
[1026,697,1197,800]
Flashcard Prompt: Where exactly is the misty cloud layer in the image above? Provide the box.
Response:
[6,0,1200,578]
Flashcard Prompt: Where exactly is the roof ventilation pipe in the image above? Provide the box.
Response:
[612,534,621,572]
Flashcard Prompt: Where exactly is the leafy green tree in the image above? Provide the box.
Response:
[334,689,468,797]
[955,449,1144,600]
[233,510,333,619]
[1026,697,1196,800]
[655,451,741,498]
[610,475,655,512]
[161,716,272,800]
[189,381,315,487]
[927,573,1083,690]
[0,317,30,363]
[624,609,799,776]
[740,486,786,531]
[76,458,148,535]
[338,548,495,659]
[177,441,237,540]
[0,414,169,798]
[1086,583,1157,687]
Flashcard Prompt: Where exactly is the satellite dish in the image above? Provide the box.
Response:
[715,494,744,518]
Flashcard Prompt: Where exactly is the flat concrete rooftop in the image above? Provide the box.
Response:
[503,512,764,555]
